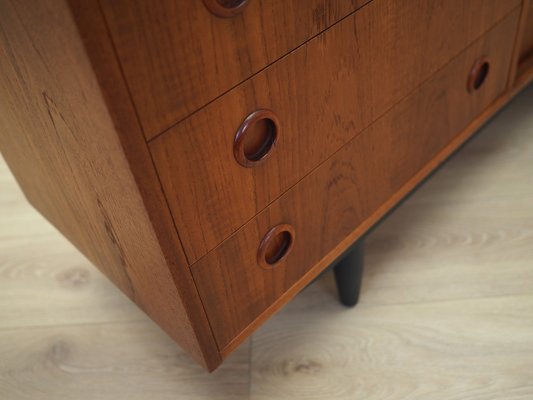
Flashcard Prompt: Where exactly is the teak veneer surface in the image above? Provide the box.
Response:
[191,12,519,350]
[151,0,521,263]
[0,0,219,370]
[100,0,372,138]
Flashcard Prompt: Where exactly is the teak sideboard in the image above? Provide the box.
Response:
[1,0,532,371]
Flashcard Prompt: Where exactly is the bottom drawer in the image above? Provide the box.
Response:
[191,12,518,351]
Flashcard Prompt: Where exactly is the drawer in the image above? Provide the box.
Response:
[191,14,518,351]
[150,0,520,263]
[100,0,371,138]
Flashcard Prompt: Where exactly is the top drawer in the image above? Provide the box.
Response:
[100,0,371,138]
[150,0,520,263]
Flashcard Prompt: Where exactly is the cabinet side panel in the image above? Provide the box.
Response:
[0,0,219,369]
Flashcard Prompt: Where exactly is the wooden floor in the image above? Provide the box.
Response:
[1,84,533,399]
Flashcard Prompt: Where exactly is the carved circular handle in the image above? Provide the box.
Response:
[203,0,249,17]
[467,57,490,92]
[257,224,295,269]
[233,109,279,168]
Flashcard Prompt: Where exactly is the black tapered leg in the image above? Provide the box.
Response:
[333,239,364,307]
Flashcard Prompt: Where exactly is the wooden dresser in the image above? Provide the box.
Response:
[1,0,532,371]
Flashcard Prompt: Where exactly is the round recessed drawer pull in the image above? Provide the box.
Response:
[203,0,249,17]
[233,109,279,168]
[467,57,490,93]
[257,224,295,269]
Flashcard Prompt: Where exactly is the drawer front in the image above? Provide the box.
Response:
[151,0,520,263]
[101,0,371,138]
[191,14,518,350]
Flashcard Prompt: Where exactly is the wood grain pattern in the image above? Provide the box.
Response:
[2,83,532,399]
[191,15,519,351]
[66,0,223,369]
[0,0,219,370]
[0,323,250,400]
[100,0,371,138]
[151,0,521,263]
[252,294,533,400]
